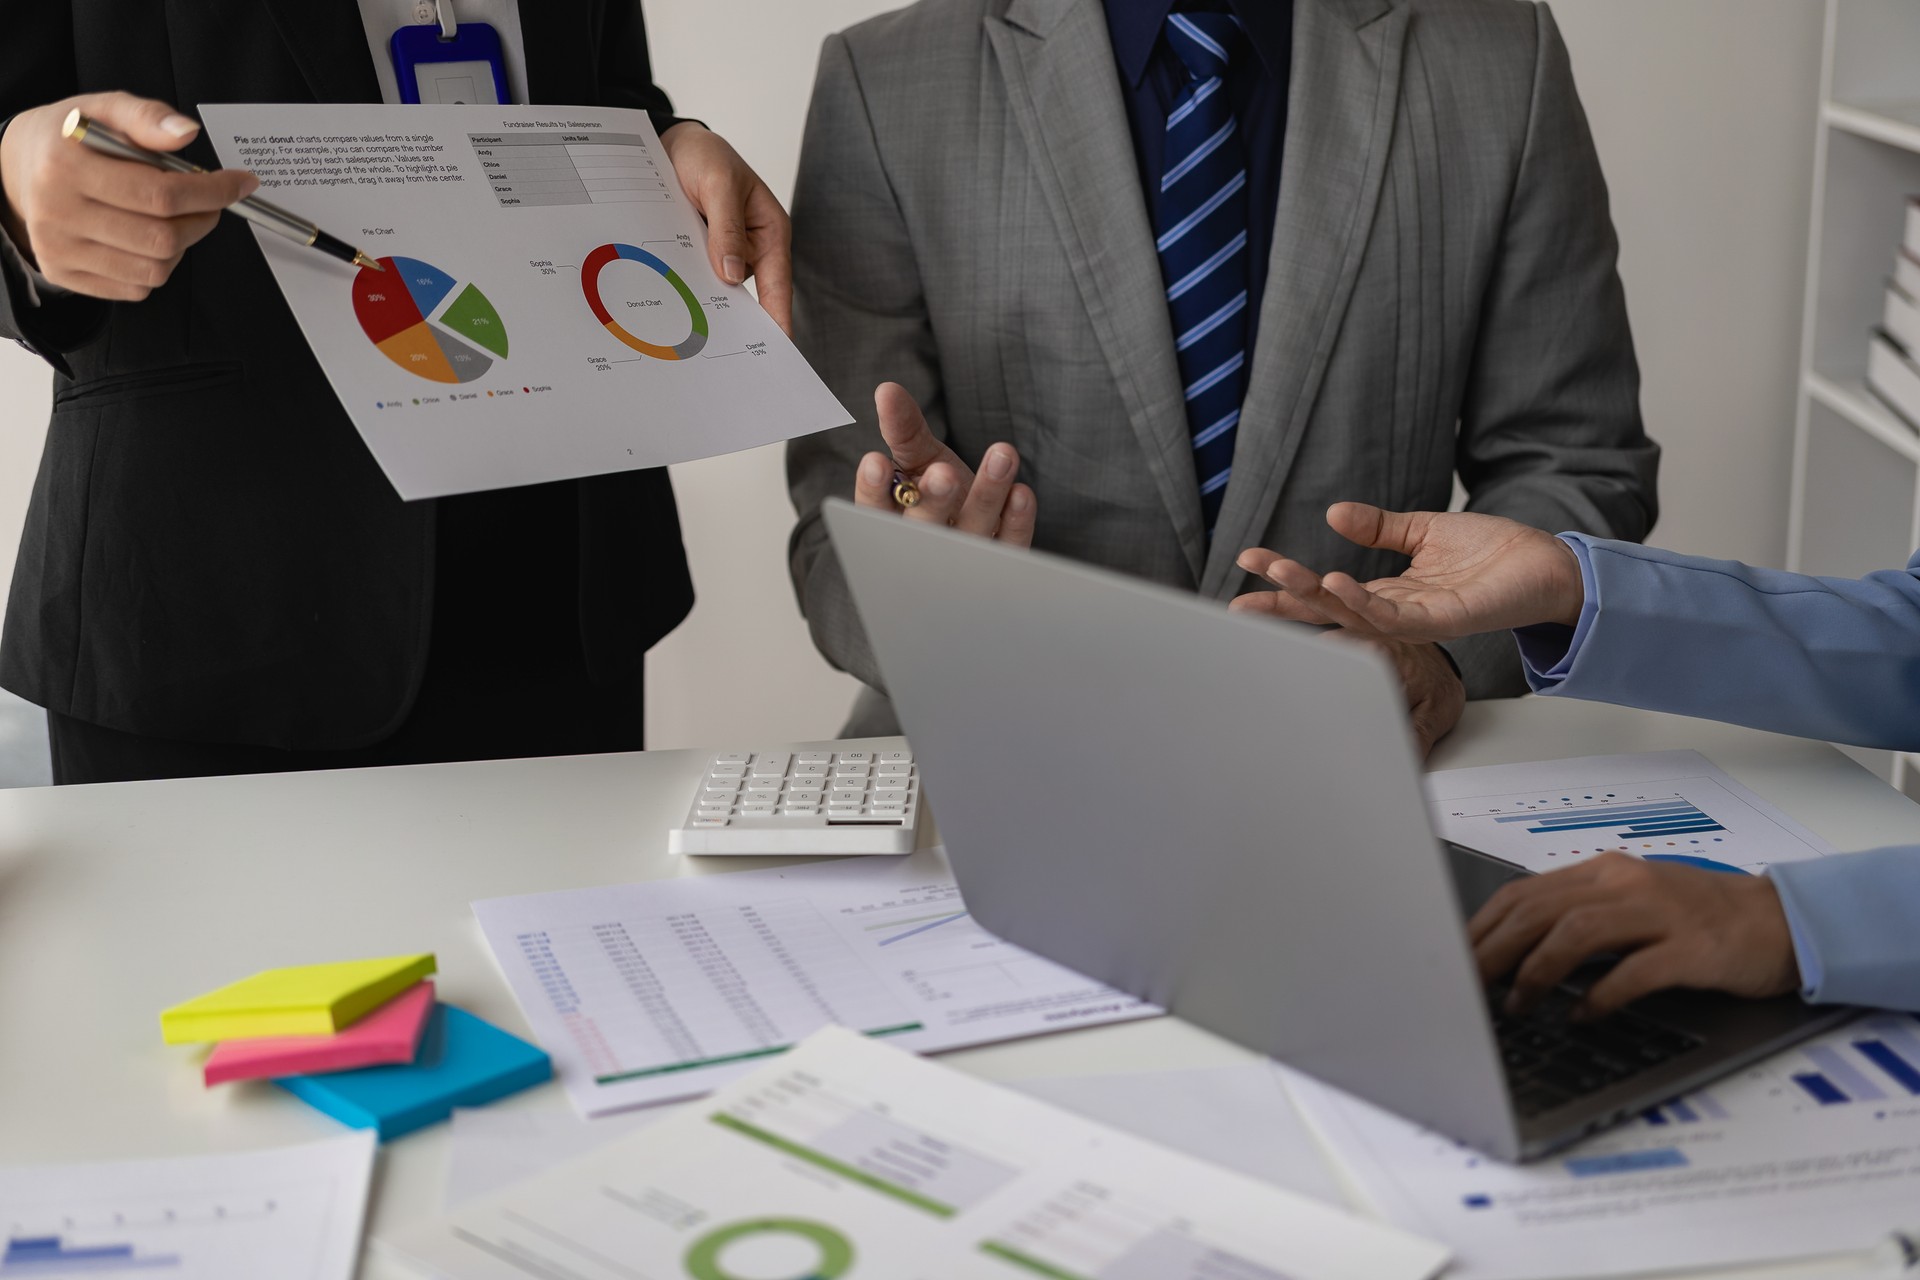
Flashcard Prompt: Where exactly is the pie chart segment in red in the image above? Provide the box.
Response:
[352,256,505,385]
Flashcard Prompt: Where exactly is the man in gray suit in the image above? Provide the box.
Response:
[786,0,1659,754]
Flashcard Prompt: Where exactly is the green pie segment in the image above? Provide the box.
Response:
[440,283,509,358]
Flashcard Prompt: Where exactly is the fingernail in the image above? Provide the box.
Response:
[161,113,198,138]
[986,447,1014,481]
[722,255,746,285]
[860,455,886,486]
[1009,488,1031,514]
[924,469,955,498]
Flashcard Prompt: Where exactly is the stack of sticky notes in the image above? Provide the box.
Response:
[162,954,551,1141]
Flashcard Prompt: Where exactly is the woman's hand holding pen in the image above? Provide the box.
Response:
[0,92,257,301]
[852,383,1037,545]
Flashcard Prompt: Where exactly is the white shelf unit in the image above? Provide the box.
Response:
[1787,0,1920,788]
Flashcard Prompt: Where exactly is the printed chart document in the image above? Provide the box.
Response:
[0,1133,374,1280]
[474,848,1159,1116]
[386,1026,1449,1280]
[1286,1010,1920,1280]
[198,104,850,499]
[1426,750,1832,876]
[442,1065,1349,1214]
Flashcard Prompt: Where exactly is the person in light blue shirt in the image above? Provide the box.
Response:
[1230,503,1920,1018]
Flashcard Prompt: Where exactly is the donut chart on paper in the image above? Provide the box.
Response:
[581,242,709,360]
[352,256,508,384]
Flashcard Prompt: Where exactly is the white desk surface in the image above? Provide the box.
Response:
[0,696,1906,1280]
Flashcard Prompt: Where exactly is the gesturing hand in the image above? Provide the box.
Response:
[851,382,1036,546]
[1230,503,1587,642]
[1470,852,1801,1020]
[660,122,791,335]
[0,92,258,301]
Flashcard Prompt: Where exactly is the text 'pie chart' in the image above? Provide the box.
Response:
[353,255,508,384]
[582,242,708,360]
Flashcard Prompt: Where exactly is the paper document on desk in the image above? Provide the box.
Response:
[1284,1010,1920,1279]
[386,1025,1450,1280]
[0,1132,374,1280]
[198,104,849,500]
[473,847,1160,1116]
[1426,750,1832,876]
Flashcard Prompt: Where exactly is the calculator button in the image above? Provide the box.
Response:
[830,779,868,794]
[796,751,832,764]
[791,766,829,782]
[787,790,824,806]
[876,762,911,778]
[708,764,747,780]
[692,818,728,828]
[835,752,873,765]
[751,754,790,777]
[878,750,912,764]
[871,789,909,806]
[744,778,783,793]
[833,763,872,778]
[712,754,751,767]
[781,806,819,817]
[869,805,906,818]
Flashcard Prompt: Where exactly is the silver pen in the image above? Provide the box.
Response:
[62,109,383,272]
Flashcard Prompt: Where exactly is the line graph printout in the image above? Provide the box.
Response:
[1286,1011,1920,1280]
[1425,751,1832,877]
[0,1134,373,1280]
[199,104,849,500]
[473,849,1160,1116]
[385,1027,1449,1280]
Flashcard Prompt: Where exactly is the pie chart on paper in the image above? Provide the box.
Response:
[352,255,509,384]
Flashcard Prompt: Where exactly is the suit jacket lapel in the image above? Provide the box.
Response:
[1200,0,1408,595]
[517,0,593,106]
[989,0,1208,583]
[261,0,382,104]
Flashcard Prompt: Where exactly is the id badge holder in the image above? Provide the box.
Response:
[390,19,509,105]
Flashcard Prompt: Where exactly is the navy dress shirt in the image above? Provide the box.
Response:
[1102,0,1292,346]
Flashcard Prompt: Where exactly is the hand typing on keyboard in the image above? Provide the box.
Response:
[1468,850,1801,1020]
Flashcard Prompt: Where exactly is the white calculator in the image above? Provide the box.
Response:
[667,748,923,856]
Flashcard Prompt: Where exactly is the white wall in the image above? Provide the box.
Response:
[0,0,1824,750]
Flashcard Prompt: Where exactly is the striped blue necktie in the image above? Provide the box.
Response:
[1154,10,1249,535]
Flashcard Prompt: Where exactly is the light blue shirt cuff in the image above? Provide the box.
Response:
[1512,534,1600,691]
[1770,847,1920,1011]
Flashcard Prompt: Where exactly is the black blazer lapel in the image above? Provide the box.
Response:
[518,0,595,106]
[260,0,383,104]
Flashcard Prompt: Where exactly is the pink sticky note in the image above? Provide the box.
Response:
[203,981,435,1086]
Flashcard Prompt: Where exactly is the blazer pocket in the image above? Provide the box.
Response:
[55,361,245,410]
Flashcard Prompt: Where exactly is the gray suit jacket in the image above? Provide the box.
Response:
[787,0,1659,733]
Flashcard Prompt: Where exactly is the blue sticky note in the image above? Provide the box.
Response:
[275,1004,549,1141]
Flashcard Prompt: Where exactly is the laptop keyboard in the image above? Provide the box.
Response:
[1492,986,1703,1119]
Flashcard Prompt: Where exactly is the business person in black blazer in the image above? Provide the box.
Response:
[0,2,791,783]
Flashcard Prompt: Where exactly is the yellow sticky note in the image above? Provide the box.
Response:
[159,954,437,1045]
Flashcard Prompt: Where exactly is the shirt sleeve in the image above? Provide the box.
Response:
[1498,534,1920,750]
[1512,534,1599,687]
[1770,847,1920,1011]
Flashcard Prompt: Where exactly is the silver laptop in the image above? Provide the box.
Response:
[823,500,1850,1161]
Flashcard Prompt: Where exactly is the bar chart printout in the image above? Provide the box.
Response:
[383,1026,1451,1280]
[1283,1009,1920,1280]
[0,1134,374,1280]
[475,849,1160,1116]
[1425,751,1832,877]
